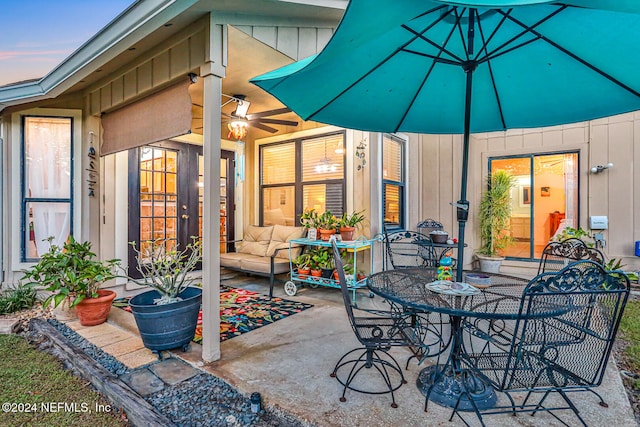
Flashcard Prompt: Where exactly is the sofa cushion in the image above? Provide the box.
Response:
[237,225,274,256]
[239,256,290,275]
[266,224,306,259]
[219,252,244,269]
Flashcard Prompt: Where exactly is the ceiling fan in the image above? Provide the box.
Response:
[191,94,298,138]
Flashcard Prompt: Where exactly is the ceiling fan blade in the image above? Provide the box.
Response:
[250,122,278,133]
[254,118,298,126]
[245,107,291,120]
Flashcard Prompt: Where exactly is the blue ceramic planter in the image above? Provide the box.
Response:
[129,287,202,355]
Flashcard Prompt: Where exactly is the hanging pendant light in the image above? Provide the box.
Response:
[315,139,337,173]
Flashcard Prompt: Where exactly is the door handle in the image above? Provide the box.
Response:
[181,214,190,220]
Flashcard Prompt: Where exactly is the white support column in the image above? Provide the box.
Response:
[369,132,384,272]
[200,19,227,362]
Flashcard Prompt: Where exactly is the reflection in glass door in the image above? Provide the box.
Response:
[138,147,179,257]
[490,152,578,260]
[130,143,235,275]
[217,151,235,253]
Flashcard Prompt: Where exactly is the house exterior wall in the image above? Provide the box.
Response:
[414,112,640,276]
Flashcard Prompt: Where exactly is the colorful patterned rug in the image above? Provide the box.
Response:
[113,285,313,343]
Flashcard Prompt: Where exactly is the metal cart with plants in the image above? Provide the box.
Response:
[285,237,377,306]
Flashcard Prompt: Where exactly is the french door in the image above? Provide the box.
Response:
[128,142,235,276]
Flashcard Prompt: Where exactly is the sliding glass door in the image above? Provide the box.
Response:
[490,152,579,260]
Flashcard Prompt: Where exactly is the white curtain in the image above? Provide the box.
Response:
[26,117,71,255]
[563,153,578,228]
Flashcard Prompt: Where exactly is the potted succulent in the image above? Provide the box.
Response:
[126,237,202,358]
[22,236,120,326]
[316,210,339,241]
[476,170,515,273]
[338,210,366,241]
[308,247,324,278]
[300,208,320,239]
[293,253,312,278]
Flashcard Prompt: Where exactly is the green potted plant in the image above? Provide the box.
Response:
[311,247,334,278]
[300,208,320,229]
[22,236,120,326]
[317,211,338,241]
[126,237,202,358]
[309,248,323,279]
[293,253,312,278]
[338,210,366,241]
[476,170,515,273]
[551,226,595,246]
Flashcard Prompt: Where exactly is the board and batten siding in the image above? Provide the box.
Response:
[87,20,208,116]
[233,25,334,61]
[410,112,640,272]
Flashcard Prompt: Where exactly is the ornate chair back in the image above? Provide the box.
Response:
[538,238,605,275]
[417,218,444,235]
[508,261,628,389]
[382,230,437,270]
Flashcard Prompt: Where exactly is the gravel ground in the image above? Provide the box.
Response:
[35,318,310,427]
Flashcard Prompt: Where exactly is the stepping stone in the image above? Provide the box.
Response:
[120,369,164,396]
[0,318,18,334]
[149,358,198,386]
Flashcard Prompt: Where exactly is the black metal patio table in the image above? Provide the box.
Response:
[367,268,537,411]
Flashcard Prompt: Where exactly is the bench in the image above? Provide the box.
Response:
[220,224,306,297]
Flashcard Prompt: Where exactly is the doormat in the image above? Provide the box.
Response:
[113,285,313,343]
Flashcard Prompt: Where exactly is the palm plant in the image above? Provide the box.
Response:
[477,170,515,257]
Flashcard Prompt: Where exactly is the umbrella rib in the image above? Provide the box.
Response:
[472,8,512,63]
[305,6,452,121]
[474,11,507,130]
[479,6,564,64]
[453,7,471,60]
[395,11,466,131]
[398,49,459,66]
[400,8,464,64]
[501,9,640,99]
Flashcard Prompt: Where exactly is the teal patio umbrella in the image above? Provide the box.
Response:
[251,0,640,282]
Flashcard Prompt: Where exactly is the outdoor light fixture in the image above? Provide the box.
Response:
[228,119,248,140]
[590,162,613,174]
[355,138,367,171]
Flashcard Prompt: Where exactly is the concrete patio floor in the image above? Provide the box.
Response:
[75,272,636,427]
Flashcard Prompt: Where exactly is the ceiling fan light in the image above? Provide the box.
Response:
[228,119,248,140]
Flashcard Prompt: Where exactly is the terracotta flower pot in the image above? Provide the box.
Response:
[297,268,311,278]
[74,289,117,326]
[339,226,356,241]
[319,228,336,241]
[310,269,322,278]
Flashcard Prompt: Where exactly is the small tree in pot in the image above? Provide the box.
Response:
[126,237,202,358]
[22,236,120,326]
[476,170,515,273]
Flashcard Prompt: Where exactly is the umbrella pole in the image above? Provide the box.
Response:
[456,62,474,282]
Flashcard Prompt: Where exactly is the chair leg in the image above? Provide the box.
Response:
[331,347,406,408]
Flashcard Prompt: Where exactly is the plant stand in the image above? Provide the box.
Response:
[283,237,377,307]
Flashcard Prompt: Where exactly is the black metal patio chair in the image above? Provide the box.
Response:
[538,238,605,275]
[329,240,416,408]
[453,260,630,427]
[382,230,438,269]
[380,230,451,366]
